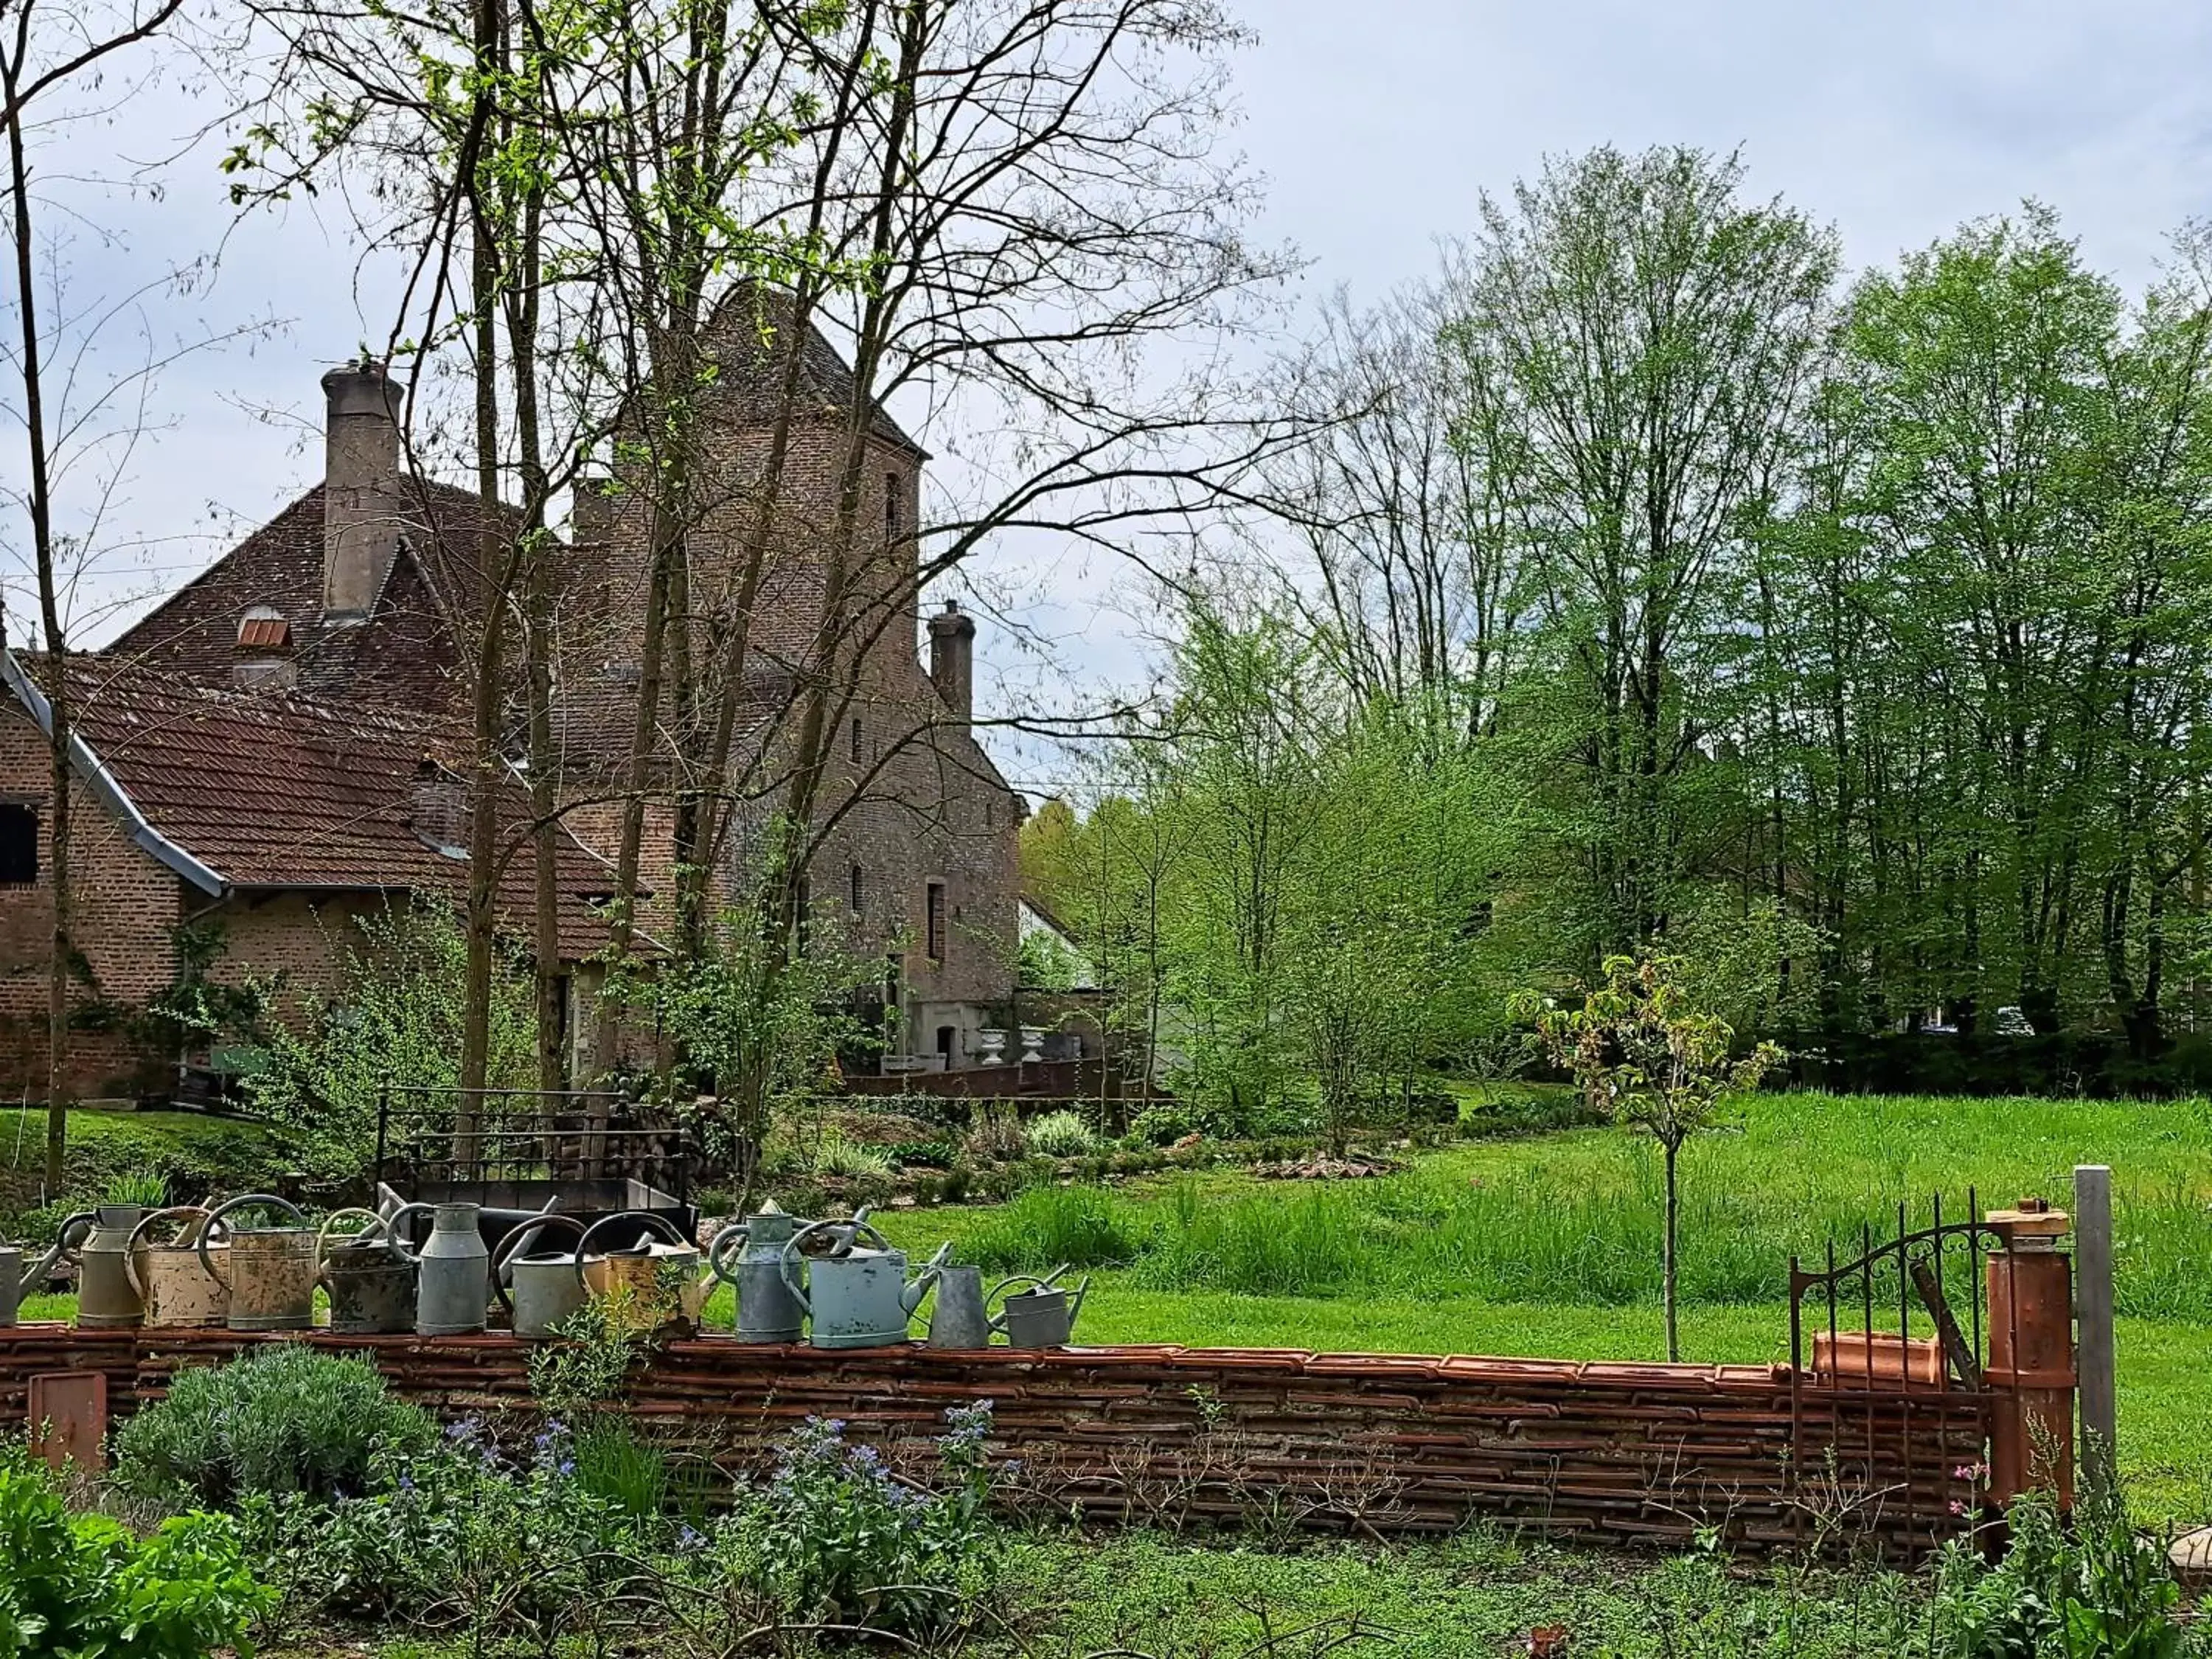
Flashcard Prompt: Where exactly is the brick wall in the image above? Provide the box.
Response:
[0,703,187,1097]
[0,1325,1990,1561]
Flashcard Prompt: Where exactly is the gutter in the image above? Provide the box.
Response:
[0,647,229,897]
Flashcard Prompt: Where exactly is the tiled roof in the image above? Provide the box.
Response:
[46,659,620,959]
[105,480,518,709]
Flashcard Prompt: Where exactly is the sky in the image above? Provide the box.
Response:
[6,0,2211,796]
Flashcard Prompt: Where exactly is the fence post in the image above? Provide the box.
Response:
[2072,1166,2117,1495]
[1983,1199,2076,1511]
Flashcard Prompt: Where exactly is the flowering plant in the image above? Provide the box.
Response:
[742,1403,1006,1635]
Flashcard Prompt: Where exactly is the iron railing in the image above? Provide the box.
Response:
[374,1086,693,1206]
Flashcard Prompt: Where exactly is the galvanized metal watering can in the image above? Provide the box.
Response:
[706,1205,815,1344]
[493,1213,590,1339]
[990,1265,1090,1349]
[58,1206,149,1329]
[0,1239,55,1326]
[317,1208,417,1335]
[576,1211,713,1335]
[387,1202,492,1335]
[201,1194,319,1332]
[779,1214,950,1349]
[125,1206,230,1329]
[925,1263,992,1349]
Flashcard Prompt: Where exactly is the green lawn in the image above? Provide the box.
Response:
[0,1105,289,1212]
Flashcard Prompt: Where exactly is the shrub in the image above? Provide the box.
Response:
[1931,1486,2183,1659]
[1130,1105,1195,1147]
[113,1346,437,1509]
[0,1450,271,1659]
[810,1130,894,1180]
[962,1183,1144,1274]
[961,1105,1028,1164]
[1023,1109,1097,1159]
[737,1405,1005,1635]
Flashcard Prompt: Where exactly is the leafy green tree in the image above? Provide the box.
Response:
[1518,954,1783,1361]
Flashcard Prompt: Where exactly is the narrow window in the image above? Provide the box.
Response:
[885,472,901,547]
[925,880,947,962]
[849,715,863,765]
[849,861,864,916]
[0,804,35,886]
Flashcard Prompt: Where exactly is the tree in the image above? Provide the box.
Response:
[1519,953,1781,1362]
[3,0,205,1192]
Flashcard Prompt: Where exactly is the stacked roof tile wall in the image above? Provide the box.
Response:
[0,1326,1990,1561]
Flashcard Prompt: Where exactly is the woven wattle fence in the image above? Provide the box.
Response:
[0,1324,1992,1559]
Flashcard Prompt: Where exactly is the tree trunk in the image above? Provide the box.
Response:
[8,78,69,1196]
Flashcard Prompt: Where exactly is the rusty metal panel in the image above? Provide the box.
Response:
[28,1370,107,1474]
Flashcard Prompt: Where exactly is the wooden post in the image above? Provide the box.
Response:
[2073,1166,2117,1495]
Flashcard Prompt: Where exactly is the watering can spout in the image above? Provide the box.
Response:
[901,1242,953,1316]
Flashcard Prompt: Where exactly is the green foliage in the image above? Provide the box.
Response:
[604,899,877,1197]
[962,1182,1146,1274]
[112,1346,437,1509]
[807,1129,894,1180]
[738,1405,1005,1635]
[242,901,535,1183]
[0,1451,271,1659]
[1015,927,1085,990]
[1933,1489,2183,1658]
[1022,1108,1098,1158]
[101,1171,170,1209]
[1130,1103,1197,1145]
[131,922,266,1062]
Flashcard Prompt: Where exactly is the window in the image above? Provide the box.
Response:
[849,861,864,916]
[984,798,993,829]
[925,880,947,962]
[849,715,863,765]
[0,804,36,886]
[885,472,901,547]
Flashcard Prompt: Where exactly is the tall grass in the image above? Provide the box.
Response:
[948,1093,2212,1318]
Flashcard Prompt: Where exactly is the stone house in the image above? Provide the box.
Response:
[0,296,1022,1096]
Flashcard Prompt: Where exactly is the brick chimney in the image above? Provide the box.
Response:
[320,358,404,622]
[928,600,975,725]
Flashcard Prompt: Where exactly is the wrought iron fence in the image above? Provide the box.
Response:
[375,1085,693,1205]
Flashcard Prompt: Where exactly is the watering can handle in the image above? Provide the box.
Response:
[380,1203,437,1265]
[316,1208,387,1250]
[706,1220,750,1283]
[198,1194,306,1293]
[22,1212,94,1292]
[984,1273,1050,1333]
[778,1216,891,1316]
[490,1213,588,1313]
[902,1241,954,1320]
[571,1210,691,1290]
[123,1206,213,1301]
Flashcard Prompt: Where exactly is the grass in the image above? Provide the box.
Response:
[0,1106,291,1214]
[1010,1527,1947,1659]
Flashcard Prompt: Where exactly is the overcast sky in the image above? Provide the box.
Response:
[6,0,2211,794]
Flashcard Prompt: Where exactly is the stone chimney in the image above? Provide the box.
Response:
[320,358,404,622]
[928,600,975,724]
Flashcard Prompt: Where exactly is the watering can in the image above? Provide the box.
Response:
[493,1213,591,1339]
[925,1264,993,1349]
[576,1211,714,1335]
[387,1202,492,1335]
[318,1208,417,1335]
[0,1238,63,1327]
[57,1206,149,1329]
[779,1215,950,1349]
[201,1194,319,1332]
[706,1204,815,1344]
[126,1206,229,1329]
[990,1265,1091,1349]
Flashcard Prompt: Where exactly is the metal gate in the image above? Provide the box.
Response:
[1787,1193,2005,1558]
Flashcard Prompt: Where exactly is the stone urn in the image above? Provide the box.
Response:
[976,1028,1007,1065]
[1018,1026,1046,1063]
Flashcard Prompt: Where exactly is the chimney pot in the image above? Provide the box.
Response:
[321,358,403,622]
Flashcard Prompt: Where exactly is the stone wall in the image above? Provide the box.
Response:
[0,1325,1992,1562]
